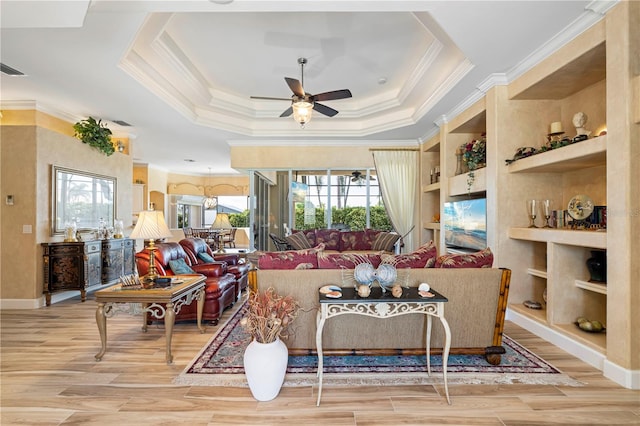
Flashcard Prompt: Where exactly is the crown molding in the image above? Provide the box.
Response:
[228,138,417,147]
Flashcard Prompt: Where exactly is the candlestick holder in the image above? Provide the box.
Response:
[541,199,552,228]
[527,199,538,228]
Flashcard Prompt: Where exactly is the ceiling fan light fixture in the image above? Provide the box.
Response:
[292,100,313,128]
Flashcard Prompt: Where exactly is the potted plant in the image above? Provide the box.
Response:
[460,134,487,192]
[73,117,115,156]
[240,287,299,401]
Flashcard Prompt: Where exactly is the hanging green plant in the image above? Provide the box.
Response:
[73,117,114,156]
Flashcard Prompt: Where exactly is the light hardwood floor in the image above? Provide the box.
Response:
[1,292,638,426]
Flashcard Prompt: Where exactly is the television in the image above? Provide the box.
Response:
[443,198,487,251]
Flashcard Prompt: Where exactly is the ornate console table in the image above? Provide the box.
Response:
[94,274,205,364]
[315,286,451,406]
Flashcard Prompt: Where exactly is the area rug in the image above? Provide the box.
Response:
[174,302,583,387]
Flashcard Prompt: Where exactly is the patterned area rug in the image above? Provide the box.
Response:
[175,302,583,387]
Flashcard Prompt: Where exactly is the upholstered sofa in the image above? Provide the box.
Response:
[256,240,494,270]
[257,267,511,364]
[285,228,400,253]
[179,237,251,299]
[135,242,237,325]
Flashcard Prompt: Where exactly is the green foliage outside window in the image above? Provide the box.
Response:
[294,205,392,231]
[229,211,249,227]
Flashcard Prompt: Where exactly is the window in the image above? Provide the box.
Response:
[294,170,390,231]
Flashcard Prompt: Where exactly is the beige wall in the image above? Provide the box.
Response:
[1,111,133,306]
[230,144,400,170]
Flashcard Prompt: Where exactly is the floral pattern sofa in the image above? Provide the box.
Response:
[257,240,493,270]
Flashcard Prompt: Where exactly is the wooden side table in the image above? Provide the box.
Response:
[315,286,451,406]
[94,274,206,364]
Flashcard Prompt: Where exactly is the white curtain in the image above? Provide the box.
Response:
[372,150,418,252]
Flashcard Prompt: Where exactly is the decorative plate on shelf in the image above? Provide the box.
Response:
[567,194,594,220]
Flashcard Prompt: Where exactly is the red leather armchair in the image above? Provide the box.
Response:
[135,242,237,325]
[179,237,250,300]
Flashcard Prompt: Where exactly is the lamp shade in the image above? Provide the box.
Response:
[211,212,232,229]
[130,210,173,240]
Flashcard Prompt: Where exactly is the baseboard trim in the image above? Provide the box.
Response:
[0,284,103,310]
[506,308,638,389]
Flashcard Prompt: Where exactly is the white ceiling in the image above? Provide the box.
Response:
[0,0,613,176]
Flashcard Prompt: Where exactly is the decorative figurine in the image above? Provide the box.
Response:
[572,112,591,139]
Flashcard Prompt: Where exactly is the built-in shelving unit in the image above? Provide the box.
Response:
[503,22,612,363]
[419,7,640,388]
[420,134,441,252]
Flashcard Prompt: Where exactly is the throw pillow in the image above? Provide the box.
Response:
[257,244,324,270]
[197,252,215,263]
[168,258,195,274]
[314,229,341,251]
[285,232,312,250]
[435,247,494,268]
[372,232,401,252]
[380,241,437,268]
[317,252,382,269]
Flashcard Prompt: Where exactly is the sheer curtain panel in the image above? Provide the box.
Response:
[372,149,418,251]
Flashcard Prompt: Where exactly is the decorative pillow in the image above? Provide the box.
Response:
[372,232,401,252]
[257,244,324,270]
[168,258,195,274]
[197,252,215,263]
[435,247,494,268]
[291,229,316,247]
[285,232,312,250]
[339,231,372,252]
[380,241,437,268]
[314,229,341,251]
[317,252,382,269]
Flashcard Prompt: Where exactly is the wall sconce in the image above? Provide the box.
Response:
[116,141,125,153]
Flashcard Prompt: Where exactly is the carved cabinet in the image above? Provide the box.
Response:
[42,239,135,306]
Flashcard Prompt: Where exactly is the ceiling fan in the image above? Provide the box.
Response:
[349,171,375,183]
[250,57,352,127]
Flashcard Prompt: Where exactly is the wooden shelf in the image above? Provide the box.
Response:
[509,303,547,324]
[507,136,606,173]
[554,323,606,353]
[527,268,548,279]
[509,227,606,249]
[575,279,607,295]
[422,182,440,193]
[448,167,486,196]
[423,222,441,230]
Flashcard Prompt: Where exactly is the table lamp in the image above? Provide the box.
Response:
[211,212,232,253]
[130,210,173,286]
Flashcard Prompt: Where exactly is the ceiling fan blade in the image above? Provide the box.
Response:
[280,106,293,117]
[250,96,292,101]
[285,77,305,97]
[313,102,339,117]
[312,89,352,102]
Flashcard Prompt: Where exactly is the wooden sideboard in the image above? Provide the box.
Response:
[42,239,135,306]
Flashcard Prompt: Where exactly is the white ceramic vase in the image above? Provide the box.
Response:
[243,337,288,401]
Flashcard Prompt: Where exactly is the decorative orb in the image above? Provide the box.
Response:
[357,285,371,298]
[375,264,397,289]
[354,263,375,286]
[391,284,403,298]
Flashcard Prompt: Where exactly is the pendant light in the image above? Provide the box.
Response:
[203,167,217,210]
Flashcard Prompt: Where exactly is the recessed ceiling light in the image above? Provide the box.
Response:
[184,159,196,162]
[113,120,132,126]
[378,77,387,85]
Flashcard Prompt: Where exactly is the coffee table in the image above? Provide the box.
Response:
[315,286,451,406]
[94,274,206,364]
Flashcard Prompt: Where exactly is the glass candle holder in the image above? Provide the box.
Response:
[541,200,552,228]
[527,199,538,228]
